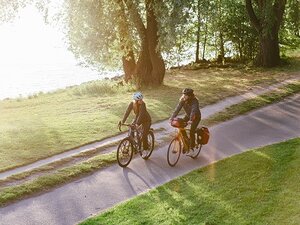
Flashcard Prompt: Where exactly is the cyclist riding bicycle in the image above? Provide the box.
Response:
[170,88,201,152]
[119,92,152,150]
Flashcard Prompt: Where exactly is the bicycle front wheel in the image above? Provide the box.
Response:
[167,138,182,167]
[117,138,134,167]
[140,130,155,160]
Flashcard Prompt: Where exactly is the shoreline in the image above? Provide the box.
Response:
[0,72,123,101]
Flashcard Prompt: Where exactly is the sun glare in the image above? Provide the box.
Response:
[0,5,104,99]
[0,5,72,66]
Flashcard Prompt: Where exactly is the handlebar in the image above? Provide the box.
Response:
[118,123,137,132]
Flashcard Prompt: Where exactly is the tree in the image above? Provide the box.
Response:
[245,0,286,67]
[63,0,192,87]
[222,0,257,61]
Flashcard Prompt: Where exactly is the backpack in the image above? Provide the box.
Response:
[196,127,210,145]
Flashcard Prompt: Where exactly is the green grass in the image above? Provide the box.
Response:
[0,82,299,207]
[80,138,300,225]
[203,82,300,126]
[0,64,299,172]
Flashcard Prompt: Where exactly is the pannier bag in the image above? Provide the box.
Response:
[171,118,187,128]
[197,127,210,145]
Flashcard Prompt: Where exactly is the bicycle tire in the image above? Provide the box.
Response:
[190,144,203,159]
[140,130,155,160]
[117,138,134,167]
[167,138,182,167]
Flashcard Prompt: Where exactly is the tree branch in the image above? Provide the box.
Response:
[123,0,146,41]
[245,0,262,32]
[273,0,286,30]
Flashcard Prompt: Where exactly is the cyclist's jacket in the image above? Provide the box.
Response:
[171,96,201,121]
[122,101,151,125]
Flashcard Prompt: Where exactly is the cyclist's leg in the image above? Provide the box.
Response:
[142,121,151,150]
[181,115,189,141]
[190,117,200,149]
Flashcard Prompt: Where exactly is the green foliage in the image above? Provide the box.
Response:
[1,0,298,68]
[280,0,300,50]
[59,0,195,70]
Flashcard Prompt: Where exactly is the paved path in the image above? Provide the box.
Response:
[0,94,299,225]
[0,78,298,180]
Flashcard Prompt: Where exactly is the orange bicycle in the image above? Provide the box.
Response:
[167,118,203,167]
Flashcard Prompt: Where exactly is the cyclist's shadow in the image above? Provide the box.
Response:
[122,167,152,195]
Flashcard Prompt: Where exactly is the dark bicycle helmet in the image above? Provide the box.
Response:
[182,88,194,96]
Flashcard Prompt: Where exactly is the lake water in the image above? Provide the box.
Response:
[0,63,119,100]
[0,5,120,100]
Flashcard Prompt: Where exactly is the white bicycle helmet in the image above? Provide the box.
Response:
[133,92,143,100]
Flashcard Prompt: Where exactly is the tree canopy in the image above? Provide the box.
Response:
[0,0,299,85]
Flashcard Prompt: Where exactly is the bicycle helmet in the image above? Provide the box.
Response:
[182,88,194,96]
[133,92,143,100]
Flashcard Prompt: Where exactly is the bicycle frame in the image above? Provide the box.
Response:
[175,127,190,151]
[167,124,203,167]
[120,123,143,152]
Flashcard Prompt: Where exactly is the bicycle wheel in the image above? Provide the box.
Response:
[117,138,134,167]
[140,130,155,160]
[167,138,182,167]
[189,144,203,159]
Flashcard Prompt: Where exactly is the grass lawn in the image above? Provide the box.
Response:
[0,61,299,172]
[0,82,299,207]
[81,138,300,225]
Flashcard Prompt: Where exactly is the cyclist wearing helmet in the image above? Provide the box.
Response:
[170,88,201,151]
[120,92,152,150]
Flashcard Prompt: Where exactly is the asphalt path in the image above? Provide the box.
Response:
[0,94,299,225]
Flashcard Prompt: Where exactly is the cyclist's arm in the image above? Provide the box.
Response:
[122,102,133,124]
[171,101,184,119]
[190,99,200,121]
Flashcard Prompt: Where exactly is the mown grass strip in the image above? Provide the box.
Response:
[0,82,299,207]
[203,82,300,126]
[81,138,300,225]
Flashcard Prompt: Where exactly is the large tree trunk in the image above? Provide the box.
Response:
[123,0,165,87]
[135,39,153,86]
[145,0,165,86]
[245,0,286,67]
[257,31,280,67]
[122,51,136,82]
[115,0,136,82]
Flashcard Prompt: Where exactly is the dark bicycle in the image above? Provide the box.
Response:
[117,123,155,167]
[167,118,203,167]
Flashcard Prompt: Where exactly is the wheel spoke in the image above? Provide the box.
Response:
[117,139,133,167]
[167,139,181,166]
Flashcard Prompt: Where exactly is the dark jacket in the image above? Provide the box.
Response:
[122,101,151,125]
[171,96,201,121]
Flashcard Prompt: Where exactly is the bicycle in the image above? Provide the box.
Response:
[167,118,203,167]
[117,123,155,167]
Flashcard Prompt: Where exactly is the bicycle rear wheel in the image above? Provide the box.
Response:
[167,138,182,167]
[140,130,155,160]
[117,138,134,167]
[189,144,203,159]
